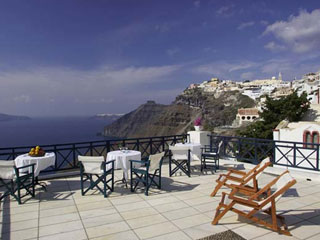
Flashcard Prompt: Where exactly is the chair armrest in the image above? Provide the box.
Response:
[228,169,247,176]
[129,159,147,164]
[223,175,244,182]
[229,194,259,207]
[105,160,115,165]
[230,184,257,193]
[80,160,105,163]
[16,163,36,170]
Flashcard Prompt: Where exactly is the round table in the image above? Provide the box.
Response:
[106,150,141,180]
[175,143,202,161]
[15,152,56,177]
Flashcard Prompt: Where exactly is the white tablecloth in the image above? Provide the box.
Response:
[106,150,141,180]
[175,143,202,161]
[15,152,56,177]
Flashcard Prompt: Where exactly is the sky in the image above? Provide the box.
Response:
[1,0,320,117]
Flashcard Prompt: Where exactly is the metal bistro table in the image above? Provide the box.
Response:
[15,152,56,190]
[106,150,141,187]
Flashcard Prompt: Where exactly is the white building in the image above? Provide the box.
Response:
[236,108,259,125]
[273,120,320,171]
[293,72,320,104]
[273,104,320,172]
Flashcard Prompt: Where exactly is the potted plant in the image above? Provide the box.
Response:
[194,117,202,131]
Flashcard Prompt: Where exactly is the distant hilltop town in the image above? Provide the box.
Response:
[104,70,320,138]
[188,71,320,104]
[186,71,320,126]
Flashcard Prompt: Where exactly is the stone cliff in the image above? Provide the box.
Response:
[104,89,255,138]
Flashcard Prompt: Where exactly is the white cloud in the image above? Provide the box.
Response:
[264,9,320,53]
[264,41,286,52]
[229,62,255,72]
[13,95,31,103]
[260,20,269,26]
[166,47,180,56]
[237,21,255,30]
[216,5,235,17]
[193,0,200,8]
[241,72,254,80]
[194,61,256,78]
[0,64,181,115]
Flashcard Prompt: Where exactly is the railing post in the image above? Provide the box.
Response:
[272,140,276,164]
[12,148,15,160]
[293,142,296,167]
[316,144,319,171]
[162,137,165,152]
[238,138,241,160]
[150,138,153,155]
[73,144,76,168]
[136,139,140,151]
[90,143,93,156]
[54,145,58,170]
[106,140,110,153]
[254,138,257,163]
[174,135,177,145]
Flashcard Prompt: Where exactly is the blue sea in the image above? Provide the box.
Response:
[0,117,113,148]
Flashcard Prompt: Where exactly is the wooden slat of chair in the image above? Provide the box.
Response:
[212,170,297,236]
[210,159,271,197]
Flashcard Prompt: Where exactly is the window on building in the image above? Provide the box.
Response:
[242,116,245,120]
[247,116,251,120]
[313,131,319,145]
[303,130,319,148]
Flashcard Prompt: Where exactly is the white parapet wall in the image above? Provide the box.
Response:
[188,131,211,146]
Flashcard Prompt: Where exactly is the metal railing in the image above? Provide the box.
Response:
[210,135,320,171]
[0,134,187,174]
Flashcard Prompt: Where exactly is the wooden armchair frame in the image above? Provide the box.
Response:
[212,170,297,236]
[210,158,271,197]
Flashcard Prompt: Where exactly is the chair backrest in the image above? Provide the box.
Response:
[261,171,296,211]
[169,145,190,161]
[149,152,165,172]
[0,160,15,180]
[243,157,271,182]
[210,140,223,153]
[78,155,105,174]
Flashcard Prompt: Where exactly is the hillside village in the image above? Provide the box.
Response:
[185,71,320,126]
[104,70,320,139]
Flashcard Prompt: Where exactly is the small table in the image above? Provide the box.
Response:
[106,150,141,181]
[175,143,202,161]
[15,152,56,190]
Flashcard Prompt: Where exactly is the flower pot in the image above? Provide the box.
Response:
[194,126,202,131]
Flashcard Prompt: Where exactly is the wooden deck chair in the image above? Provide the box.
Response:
[210,158,271,197]
[212,170,297,236]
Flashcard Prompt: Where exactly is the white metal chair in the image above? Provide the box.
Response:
[130,152,165,196]
[78,156,114,198]
[0,160,35,204]
[169,145,191,177]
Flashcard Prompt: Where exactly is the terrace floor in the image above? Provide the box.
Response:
[1,160,320,240]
